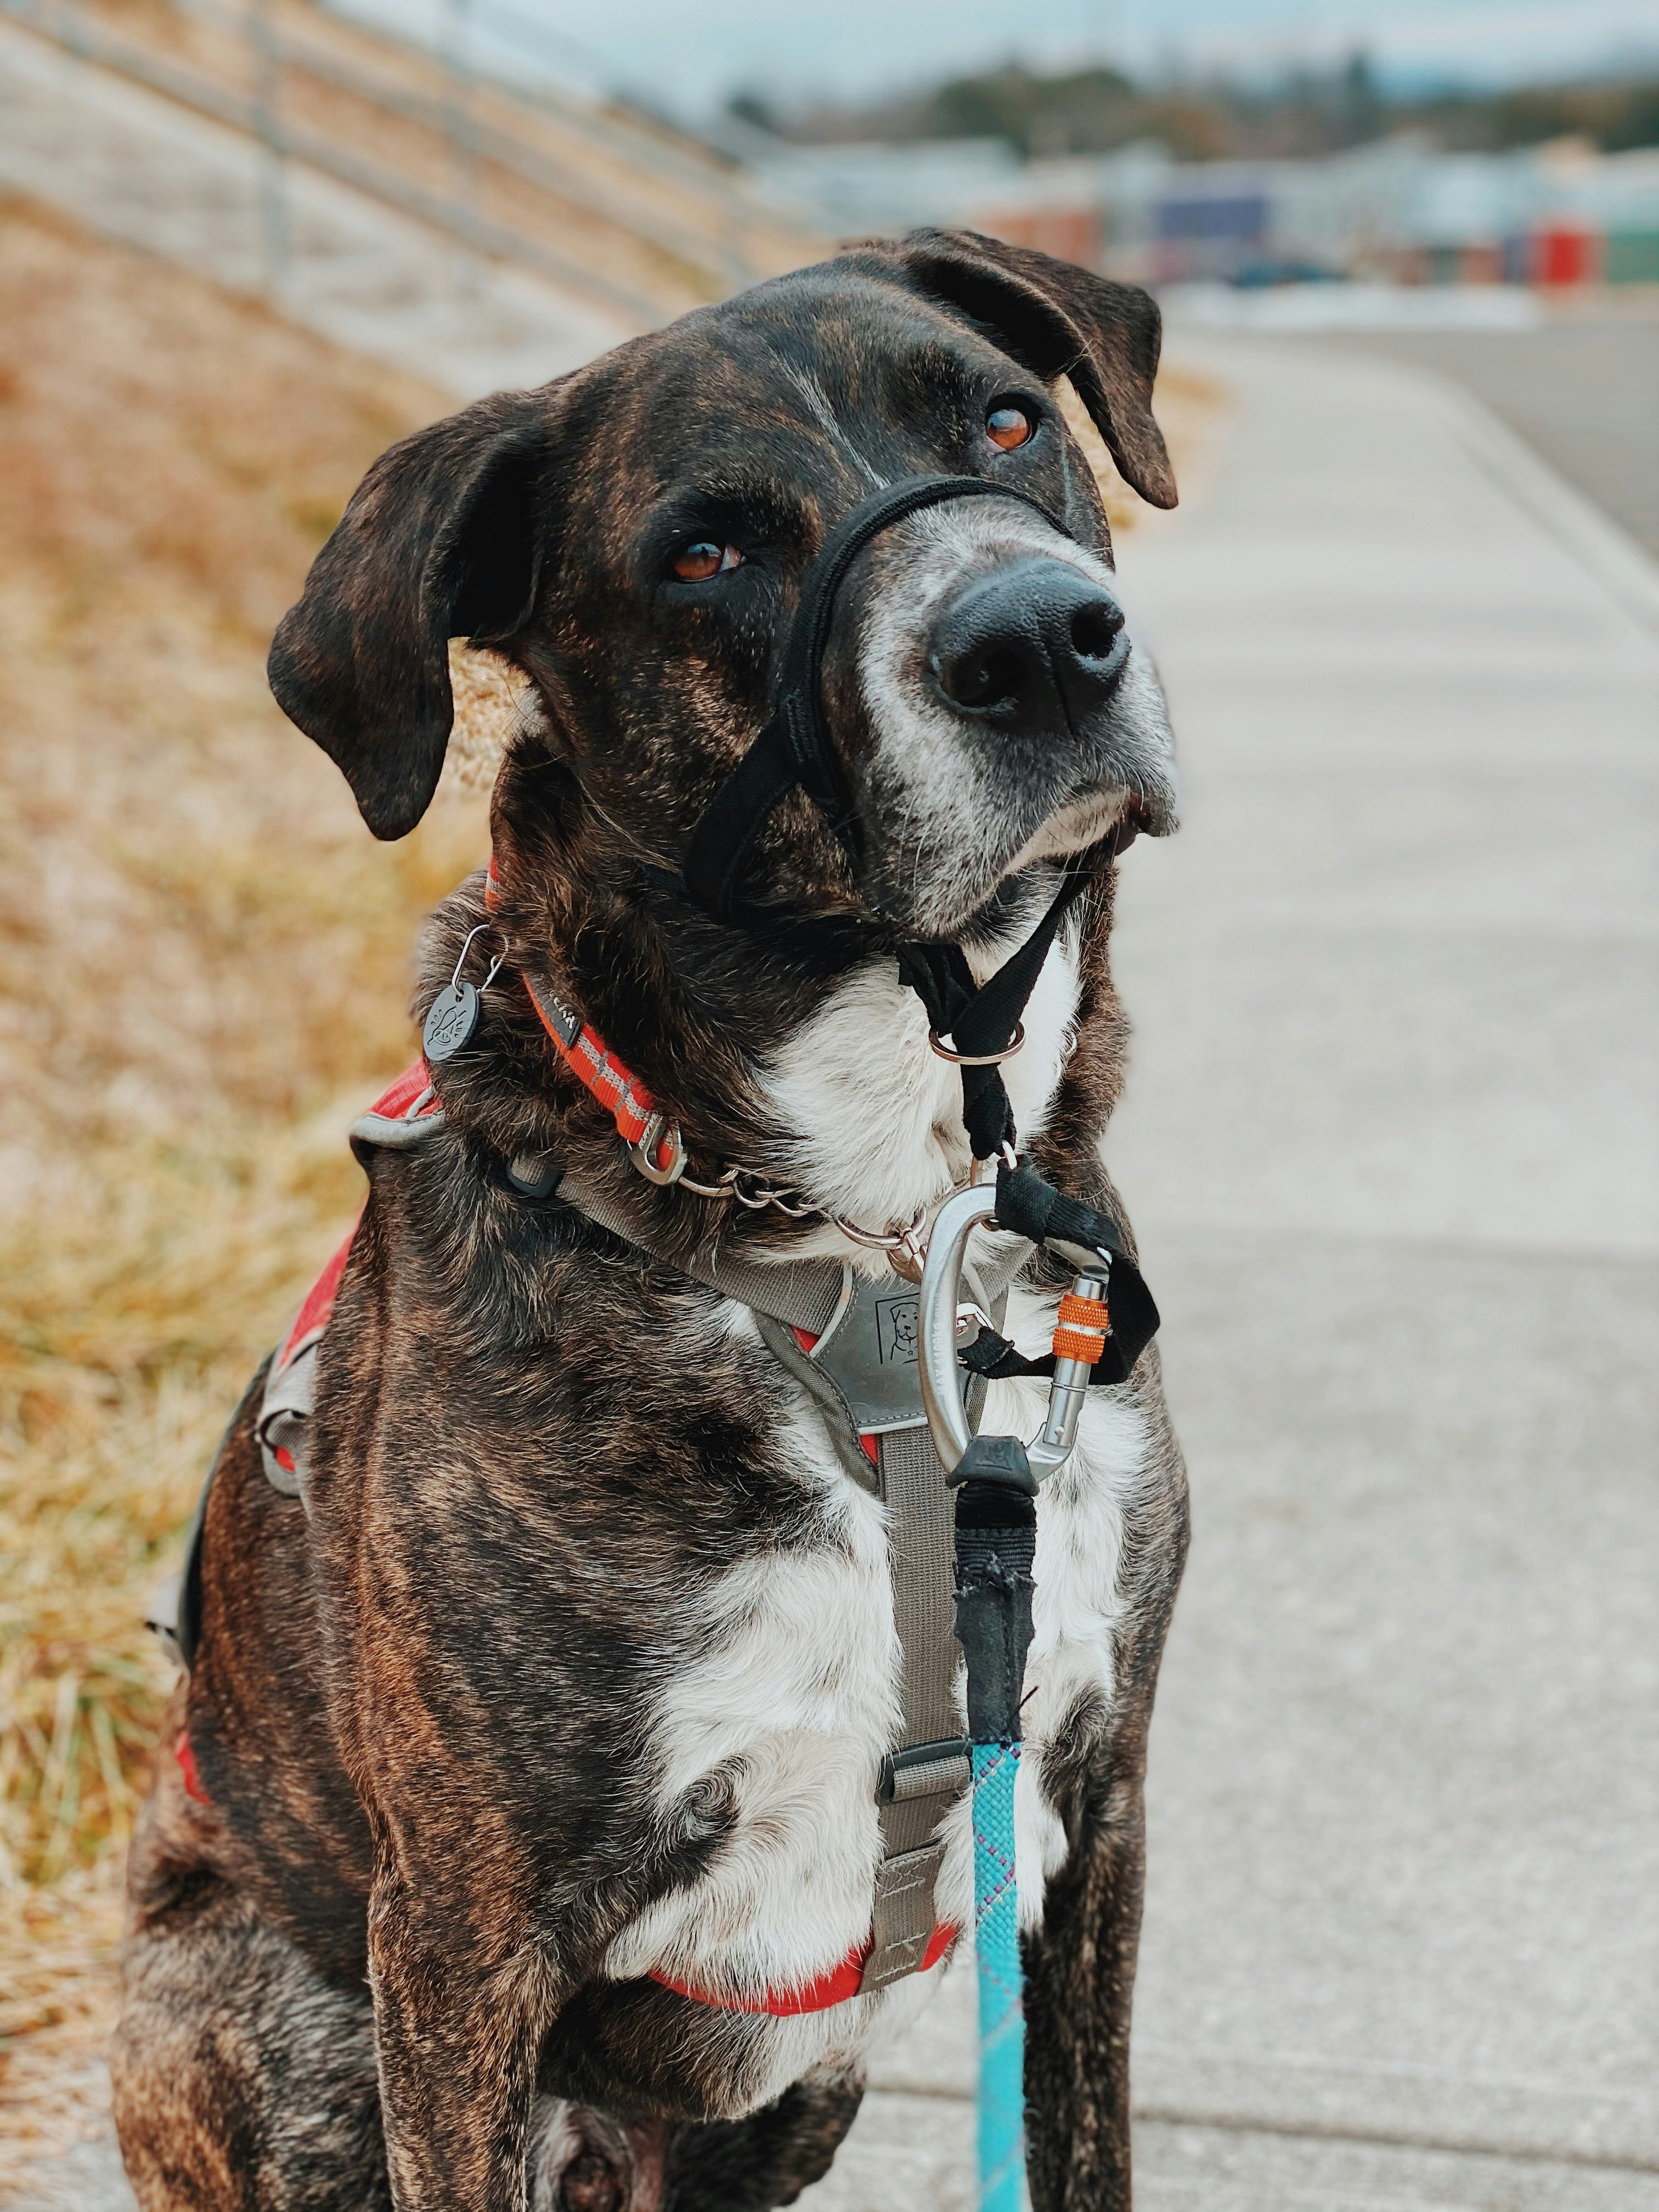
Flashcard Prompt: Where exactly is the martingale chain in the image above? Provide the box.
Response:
[677,1158,932,1280]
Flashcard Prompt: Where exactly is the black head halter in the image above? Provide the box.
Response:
[665,472,1130,1164]
[679,473,1069,928]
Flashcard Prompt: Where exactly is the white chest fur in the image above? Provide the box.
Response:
[597,921,1149,2108]
[597,1356,1150,2108]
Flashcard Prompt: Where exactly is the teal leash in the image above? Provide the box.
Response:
[971,1739,1026,2210]
[953,1465,1039,2212]
[921,1167,1163,2212]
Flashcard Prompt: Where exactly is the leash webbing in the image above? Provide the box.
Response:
[954,1479,1038,2212]
[972,1741,1026,2212]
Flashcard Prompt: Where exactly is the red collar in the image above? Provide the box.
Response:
[487,853,681,1179]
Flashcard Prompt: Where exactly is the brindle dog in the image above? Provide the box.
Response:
[112,229,1189,2211]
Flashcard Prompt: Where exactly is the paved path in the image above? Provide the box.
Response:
[1317,317,1659,561]
[800,340,1659,2208]
[0,18,632,400]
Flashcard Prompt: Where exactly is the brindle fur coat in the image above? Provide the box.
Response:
[112,229,1190,2212]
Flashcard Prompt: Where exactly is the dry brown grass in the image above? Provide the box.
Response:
[0,194,491,2181]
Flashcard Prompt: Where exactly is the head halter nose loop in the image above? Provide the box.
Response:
[679,473,1069,927]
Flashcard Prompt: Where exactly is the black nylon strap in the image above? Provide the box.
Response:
[990,1157,1130,1258]
[896,861,1098,1159]
[953,1156,1160,1385]
[681,475,1065,924]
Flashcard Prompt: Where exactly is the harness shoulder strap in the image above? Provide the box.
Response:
[860,1420,970,1991]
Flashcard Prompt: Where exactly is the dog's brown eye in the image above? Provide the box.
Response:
[671,541,741,582]
[986,404,1034,452]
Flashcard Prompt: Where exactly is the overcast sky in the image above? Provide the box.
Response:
[352,0,1659,119]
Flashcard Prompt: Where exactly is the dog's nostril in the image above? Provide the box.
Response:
[937,645,1024,712]
[1071,601,1125,661]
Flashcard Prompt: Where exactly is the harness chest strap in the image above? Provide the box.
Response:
[547,1155,1031,2006]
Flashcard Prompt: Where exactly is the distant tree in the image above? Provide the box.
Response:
[770,57,1658,162]
[1339,49,1384,144]
[726,88,780,136]
[923,64,1141,157]
[1398,76,1659,152]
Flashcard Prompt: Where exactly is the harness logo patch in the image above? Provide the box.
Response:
[875,1295,919,1367]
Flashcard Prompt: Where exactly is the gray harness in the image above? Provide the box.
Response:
[153,1082,1029,2001]
[510,1148,1031,1997]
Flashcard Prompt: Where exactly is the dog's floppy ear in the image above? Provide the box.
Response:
[854,227,1177,511]
[269,388,551,839]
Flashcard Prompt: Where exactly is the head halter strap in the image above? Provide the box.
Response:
[679,473,1069,929]
[658,470,1131,1164]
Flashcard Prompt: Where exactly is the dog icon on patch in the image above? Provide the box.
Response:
[876,1295,919,1367]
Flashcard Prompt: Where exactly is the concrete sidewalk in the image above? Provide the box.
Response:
[1312,318,1659,561]
[802,341,1659,2208]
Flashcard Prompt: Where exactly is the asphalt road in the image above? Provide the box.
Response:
[1316,316,1659,559]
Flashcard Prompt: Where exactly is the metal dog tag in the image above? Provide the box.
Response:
[422,981,478,1063]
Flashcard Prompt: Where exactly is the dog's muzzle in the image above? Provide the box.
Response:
[674,472,1081,930]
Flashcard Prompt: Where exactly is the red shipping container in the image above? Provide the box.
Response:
[1532,227,1600,285]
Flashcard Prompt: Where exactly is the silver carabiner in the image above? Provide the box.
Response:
[919,1186,1000,1475]
[918,1185,1108,1485]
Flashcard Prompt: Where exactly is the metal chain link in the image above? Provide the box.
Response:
[677,1159,932,1276]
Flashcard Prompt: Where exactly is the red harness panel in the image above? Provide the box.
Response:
[275,1062,439,1369]
[278,1227,357,1373]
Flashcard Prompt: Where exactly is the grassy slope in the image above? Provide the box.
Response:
[0,193,489,2170]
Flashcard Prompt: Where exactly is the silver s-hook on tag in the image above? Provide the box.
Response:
[422,924,503,1064]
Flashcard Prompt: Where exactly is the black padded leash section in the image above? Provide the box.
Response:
[952,1482,1037,1745]
[681,475,1066,926]
[896,861,1097,1160]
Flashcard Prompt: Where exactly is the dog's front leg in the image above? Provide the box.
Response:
[369,1866,563,2212]
[1020,1767,1147,2212]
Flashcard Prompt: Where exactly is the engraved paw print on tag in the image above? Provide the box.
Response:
[423,981,478,1063]
[422,923,501,1064]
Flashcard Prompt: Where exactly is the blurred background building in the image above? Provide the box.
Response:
[726,61,1659,304]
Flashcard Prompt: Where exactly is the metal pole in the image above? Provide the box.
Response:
[247,0,290,292]
[440,0,481,296]
[56,0,91,61]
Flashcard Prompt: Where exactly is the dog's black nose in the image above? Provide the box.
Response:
[929,559,1128,733]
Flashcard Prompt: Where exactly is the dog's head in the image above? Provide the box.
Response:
[270,229,1178,941]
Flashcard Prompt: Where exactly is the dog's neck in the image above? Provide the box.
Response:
[419,760,1128,1264]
